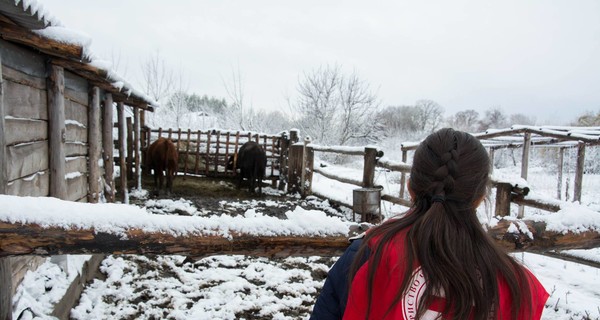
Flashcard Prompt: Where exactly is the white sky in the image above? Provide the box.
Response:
[42,0,600,124]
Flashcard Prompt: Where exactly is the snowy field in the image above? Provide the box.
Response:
[6,159,600,319]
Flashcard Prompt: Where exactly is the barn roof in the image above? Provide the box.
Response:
[0,0,158,111]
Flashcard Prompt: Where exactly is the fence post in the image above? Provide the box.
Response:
[117,103,128,203]
[133,106,141,190]
[278,132,290,191]
[517,132,531,218]
[288,143,303,194]
[495,183,512,217]
[557,147,565,200]
[102,93,115,202]
[88,87,101,203]
[301,137,313,198]
[363,147,378,188]
[184,129,191,178]
[126,116,134,181]
[574,142,586,203]
[399,149,408,199]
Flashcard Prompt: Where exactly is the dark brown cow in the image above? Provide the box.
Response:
[228,141,267,195]
[146,138,178,195]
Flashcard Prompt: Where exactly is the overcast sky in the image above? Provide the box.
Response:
[43,0,600,125]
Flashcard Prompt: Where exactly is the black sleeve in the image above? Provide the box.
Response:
[310,239,368,320]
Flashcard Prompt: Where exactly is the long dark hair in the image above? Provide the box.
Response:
[349,128,533,319]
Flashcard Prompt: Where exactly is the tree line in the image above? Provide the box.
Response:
[135,53,595,146]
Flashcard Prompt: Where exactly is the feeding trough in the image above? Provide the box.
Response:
[353,187,382,223]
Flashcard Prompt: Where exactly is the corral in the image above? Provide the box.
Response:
[1,1,600,319]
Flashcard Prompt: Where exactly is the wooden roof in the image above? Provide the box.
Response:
[0,0,157,111]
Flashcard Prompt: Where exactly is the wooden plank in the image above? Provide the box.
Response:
[215,130,221,173]
[6,141,48,181]
[194,130,201,174]
[1,64,45,90]
[495,183,512,217]
[2,79,47,119]
[66,156,87,174]
[67,173,88,202]
[0,257,12,320]
[50,255,105,319]
[64,99,88,126]
[103,93,115,202]
[65,87,89,106]
[184,129,191,177]
[4,118,46,146]
[65,123,88,143]
[0,38,45,78]
[64,70,89,94]
[47,64,67,199]
[65,142,87,157]
[205,131,211,175]
[6,171,49,196]
[0,54,6,194]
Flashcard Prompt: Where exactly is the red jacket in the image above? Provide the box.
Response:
[343,229,549,320]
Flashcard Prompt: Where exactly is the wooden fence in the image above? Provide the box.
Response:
[120,127,288,185]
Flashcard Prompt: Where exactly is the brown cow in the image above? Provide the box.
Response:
[227,141,267,195]
[146,138,178,195]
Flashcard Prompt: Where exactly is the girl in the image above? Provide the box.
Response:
[312,128,548,320]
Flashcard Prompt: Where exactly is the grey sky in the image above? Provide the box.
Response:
[43,0,600,124]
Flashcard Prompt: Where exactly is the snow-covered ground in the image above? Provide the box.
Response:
[5,161,600,320]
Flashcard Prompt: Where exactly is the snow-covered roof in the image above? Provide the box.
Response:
[0,0,158,110]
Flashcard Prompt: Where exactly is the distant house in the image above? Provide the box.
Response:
[0,1,157,318]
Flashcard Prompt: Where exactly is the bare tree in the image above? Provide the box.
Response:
[509,113,536,126]
[414,99,444,133]
[290,65,379,145]
[222,64,253,131]
[479,107,508,130]
[140,49,174,104]
[449,109,480,133]
[573,110,600,126]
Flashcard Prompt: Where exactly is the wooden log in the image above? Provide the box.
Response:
[313,166,362,187]
[0,222,350,258]
[4,118,47,146]
[0,21,86,62]
[363,147,378,188]
[102,93,115,202]
[6,171,49,197]
[495,183,512,217]
[288,144,303,194]
[381,194,412,207]
[0,55,6,194]
[0,218,597,258]
[6,141,48,181]
[167,128,172,140]
[399,150,408,199]
[47,64,67,199]
[134,107,141,189]
[278,132,289,191]
[487,219,600,251]
[117,103,128,203]
[126,117,133,181]
[88,87,101,203]
[573,142,585,202]
[517,132,531,218]
[0,257,11,320]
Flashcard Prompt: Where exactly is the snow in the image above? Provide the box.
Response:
[0,195,351,239]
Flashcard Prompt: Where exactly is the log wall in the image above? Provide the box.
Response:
[1,39,49,198]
